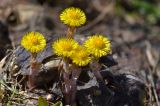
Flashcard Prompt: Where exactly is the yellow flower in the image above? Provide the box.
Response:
[71,46,91,66]
[60,7,86,27]
[21,32,46,53]
[84,35,111,58]
[52,38,79,57]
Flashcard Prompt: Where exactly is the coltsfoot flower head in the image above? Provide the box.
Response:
[84,34,111,58]
[52,38,79,57]
[71,46,91,66]
[60,7,86,27]
[21,32,46,53]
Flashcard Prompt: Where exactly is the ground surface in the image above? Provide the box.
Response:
[0,0,160,106]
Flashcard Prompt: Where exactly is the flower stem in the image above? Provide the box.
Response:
[62,58,72,105]
[70,64,81,105]
[90,59,114,95]
[67,26,76,38]
[90,59,103,81]
[28,53,39,90]
[63,71,71,105]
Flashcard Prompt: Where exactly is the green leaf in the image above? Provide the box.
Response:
[51,101,63,106]
[38,96,48,106]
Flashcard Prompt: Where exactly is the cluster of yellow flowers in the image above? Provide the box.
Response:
[52,34,110,66]
[21,7,111,67]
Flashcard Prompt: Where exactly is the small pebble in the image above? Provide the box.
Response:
[46,94,53,101]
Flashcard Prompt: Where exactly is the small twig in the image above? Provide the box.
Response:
[91,0,110,12]
[147,69,159,106]
[153,54,160,75]
[92,0,103,12]
[9,101,26,106]
[79,2,114,32]
[18,75,26,84]
[145,41,160,106]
